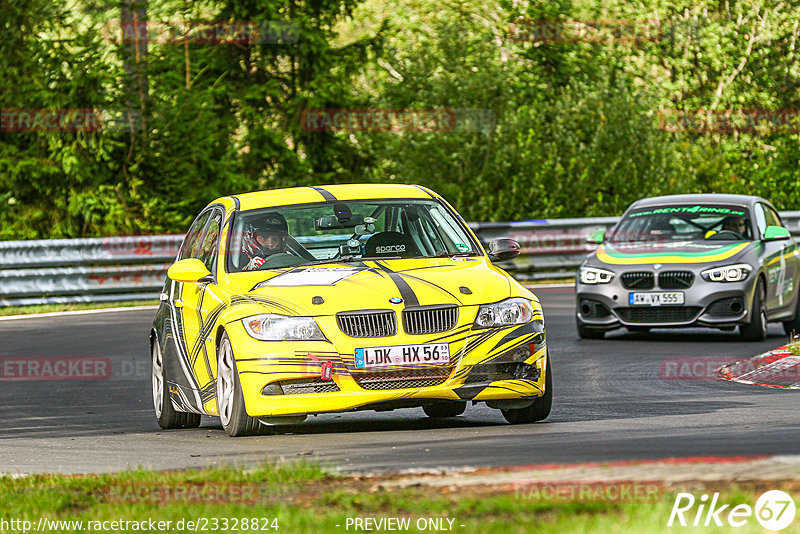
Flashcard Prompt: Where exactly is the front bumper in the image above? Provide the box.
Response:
[576,271,757,331]
[225,318,548,417]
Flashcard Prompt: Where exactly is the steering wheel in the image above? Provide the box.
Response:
[707,229,744,240]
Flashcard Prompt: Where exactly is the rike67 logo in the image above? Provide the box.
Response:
[668,490,796,530]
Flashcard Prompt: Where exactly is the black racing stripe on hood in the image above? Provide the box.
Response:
[373,261,419,307]
[310,186,337,202]
[393,272,462,304]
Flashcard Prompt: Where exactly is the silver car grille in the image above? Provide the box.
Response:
[658,271,694,289]
[621,271,655,290]
[337,310,397,338]
[402,306,458,335]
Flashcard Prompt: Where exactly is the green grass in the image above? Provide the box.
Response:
[0,464,788,533]
[0,300,158,317]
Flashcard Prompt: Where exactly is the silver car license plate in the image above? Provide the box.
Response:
[629,292,685,306]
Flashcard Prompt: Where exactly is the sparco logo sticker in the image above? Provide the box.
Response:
[376,245,406,253]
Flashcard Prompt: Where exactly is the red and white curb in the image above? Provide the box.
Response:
[718,345,800,389]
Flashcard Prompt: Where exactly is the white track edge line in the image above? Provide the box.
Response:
[0,305,159,321]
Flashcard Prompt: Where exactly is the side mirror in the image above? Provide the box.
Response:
[586,228,606,244]
[487,238,521,262]
[168,258,213,283]
[763,226,792,241]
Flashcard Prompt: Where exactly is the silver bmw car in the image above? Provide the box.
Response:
[576,194,800,340]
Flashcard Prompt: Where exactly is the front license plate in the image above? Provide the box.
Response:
[354,343,450,369]
[629,292,685,306]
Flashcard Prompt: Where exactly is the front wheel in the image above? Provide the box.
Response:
[783,295,800,336]
[501,356,553,424]
[152,340,201,429]
[740,279,768,341]
[217,333,267,437]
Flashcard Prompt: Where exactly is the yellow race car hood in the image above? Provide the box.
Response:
[223,258,512,318]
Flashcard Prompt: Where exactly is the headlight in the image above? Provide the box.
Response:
[474,298,535,328]
[701,264,752,282]
[242,314,326,341]
[579,267,615,284]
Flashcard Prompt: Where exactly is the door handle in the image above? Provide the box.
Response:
[174,299,184,309]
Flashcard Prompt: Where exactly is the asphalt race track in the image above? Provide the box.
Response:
[1,286,799,474]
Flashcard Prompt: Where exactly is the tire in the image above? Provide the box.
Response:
[152,340,201,430]
[783,296,800,336]
[501,355,553,424]
[740,279,768,341]
[216,333,267,437]
[423,401,466,418]
[577,319,605,339]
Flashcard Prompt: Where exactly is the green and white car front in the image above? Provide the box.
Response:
[575,195,800,339]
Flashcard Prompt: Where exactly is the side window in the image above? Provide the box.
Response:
[178,210,212,260]
[198,210,223,272]
[754,204,768,237]
[765,206,783,229]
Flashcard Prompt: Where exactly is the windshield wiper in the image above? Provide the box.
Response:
[427,251,479,258]
[296,255,404,266]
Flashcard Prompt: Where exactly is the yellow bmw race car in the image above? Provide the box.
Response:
[150,184,550,436]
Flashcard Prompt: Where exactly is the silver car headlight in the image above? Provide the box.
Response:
[474,298,535,328]
[701,263,752,282]
[579,266,615,284]
[242,314,326,341]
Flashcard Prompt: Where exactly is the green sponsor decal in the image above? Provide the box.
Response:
[455,243,470,252]
[629,205,745,218]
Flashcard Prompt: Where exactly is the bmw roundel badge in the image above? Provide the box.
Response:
[389,297,403,304]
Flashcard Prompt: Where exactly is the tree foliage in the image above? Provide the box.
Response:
[1,0,799,238]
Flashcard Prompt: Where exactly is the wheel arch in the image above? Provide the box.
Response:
[215,325,228,356]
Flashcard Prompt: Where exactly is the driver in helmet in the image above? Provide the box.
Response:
[241,212,289,271]
[721,215,747,238]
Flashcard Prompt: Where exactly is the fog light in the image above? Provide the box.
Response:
[513,362,541,381]
[261,383,284,396]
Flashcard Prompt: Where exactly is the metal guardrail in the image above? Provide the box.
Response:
[3,213,800,306]
[0,236,182,307]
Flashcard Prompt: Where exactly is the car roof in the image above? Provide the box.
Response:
[630,193,765,209]
[214,184,437,211]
